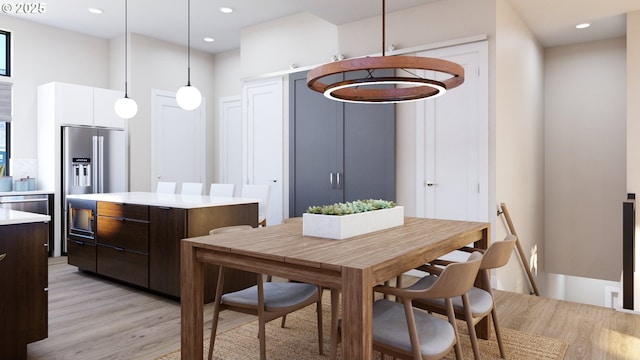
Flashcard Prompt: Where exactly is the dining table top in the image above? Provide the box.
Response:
[186,216,488,279]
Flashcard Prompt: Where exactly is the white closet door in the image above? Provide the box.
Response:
[416,41,489,222]
[243,77,283,226]
[151,90,206,190]
[219,95,243,190]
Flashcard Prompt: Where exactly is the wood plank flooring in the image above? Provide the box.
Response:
[27,257,640,359]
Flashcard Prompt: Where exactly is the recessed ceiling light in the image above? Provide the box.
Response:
[88,8,103,14]
[204,37,215,43]
[219,7,233,14]
[576,23,590,29]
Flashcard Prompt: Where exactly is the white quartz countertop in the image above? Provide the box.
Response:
[0,208,51,226]
[66,192,259,209]
[0,190,54,196]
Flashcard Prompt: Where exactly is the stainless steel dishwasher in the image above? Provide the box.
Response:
[0,193,53,255]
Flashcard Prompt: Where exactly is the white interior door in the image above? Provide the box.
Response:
[244,77,283,226]
[416,41,489,222]
[151,89,206,191]
[219,95,243,193]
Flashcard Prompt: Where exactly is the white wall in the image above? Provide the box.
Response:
[627,11,640,309]
[240,12,338,79]
[0,14,110,160]
[494,0,545,293]
[120,33,216,191]
[544,38,626,281]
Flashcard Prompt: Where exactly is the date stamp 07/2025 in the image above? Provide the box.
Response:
[1,2,46,14]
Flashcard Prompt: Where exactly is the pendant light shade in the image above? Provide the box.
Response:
[114,0,137,119]
[176,85,202,111]
[306,0,464,104]
[177,0,201,111]
[114,96,138,119]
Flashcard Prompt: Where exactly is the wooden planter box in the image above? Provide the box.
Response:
[302,206,404,240]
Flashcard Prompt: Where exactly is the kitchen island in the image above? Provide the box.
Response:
[0,208,50,360]
[65,192,258,302]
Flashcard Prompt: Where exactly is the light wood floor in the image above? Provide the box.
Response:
[27,257,640,359]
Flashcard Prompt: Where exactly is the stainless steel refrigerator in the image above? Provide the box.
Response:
[62,126,127,253]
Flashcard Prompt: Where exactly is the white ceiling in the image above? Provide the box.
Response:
[3,0,640,53]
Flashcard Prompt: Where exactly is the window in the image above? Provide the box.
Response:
[0,122,8,174]
[0,30,9,77]
[0,82,11,175]
[0,30,9,175]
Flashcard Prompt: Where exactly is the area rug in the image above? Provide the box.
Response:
[157,300,567,360]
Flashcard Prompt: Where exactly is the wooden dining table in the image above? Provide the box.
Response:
[180,216,490,359]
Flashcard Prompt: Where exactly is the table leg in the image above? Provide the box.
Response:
[181,241,204,360]
[342,267,374,359]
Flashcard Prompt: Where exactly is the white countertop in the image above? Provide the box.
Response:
[0,190,54,196]
[0,208,51,226]
[66,192,259,209]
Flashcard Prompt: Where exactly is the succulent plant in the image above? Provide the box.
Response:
[306,199,395,216]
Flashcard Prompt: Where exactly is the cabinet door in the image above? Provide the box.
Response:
[344,101,395,202]
[149,206,186,297]
[289,70,396,216]
[55,82,93,126]
[0,222,48,358]
[94,88,125,128]
[289,71,344,216]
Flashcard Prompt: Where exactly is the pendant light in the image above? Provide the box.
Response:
[307,0,465,104]
[176,0,202,111]
[114,0,138,119]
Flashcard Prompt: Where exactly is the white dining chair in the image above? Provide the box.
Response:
[209,183,235,198]
[156,181,176,194]
[181,182,204,195]
[241,184,270,227]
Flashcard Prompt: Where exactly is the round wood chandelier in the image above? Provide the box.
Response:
[306,0,465,104]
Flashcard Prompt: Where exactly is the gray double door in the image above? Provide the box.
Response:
[289,70,396,217]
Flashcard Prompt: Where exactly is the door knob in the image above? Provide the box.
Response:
[426,181,435,187]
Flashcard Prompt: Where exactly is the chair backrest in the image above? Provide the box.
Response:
[156,181,177,194]
[209,224,253,235]
[419,252,483,300]
[241,184,270,221]
[210,183,235,198]
[181,182,204,195]
[480,234,517,270]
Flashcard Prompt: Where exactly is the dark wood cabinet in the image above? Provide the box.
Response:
[150,204,259,301]
[67,197,259,302]
[149,206,185,297]
[96,202,150,288]
[289,70,396,216]
[0,221,48,360]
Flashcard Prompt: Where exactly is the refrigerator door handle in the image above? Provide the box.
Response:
[98,135,105,193]
[92,136,99,191]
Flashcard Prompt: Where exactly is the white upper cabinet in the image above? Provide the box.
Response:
[53,82,93,126]
[93,87,125,129]
[42,82,125,129]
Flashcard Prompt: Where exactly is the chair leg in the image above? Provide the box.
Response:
[491,307,506,358]
[461,294,481,360]
[446,298,463,360]
[256,273,267,360]
[330,288,340,360]
[208,267,226,360]
[317,287,324,355]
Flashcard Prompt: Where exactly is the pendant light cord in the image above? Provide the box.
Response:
[124,0,129,97]
[382,0,385,57]
[186,0,191,86]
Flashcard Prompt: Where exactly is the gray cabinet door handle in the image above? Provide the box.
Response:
[0,253,6,262]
